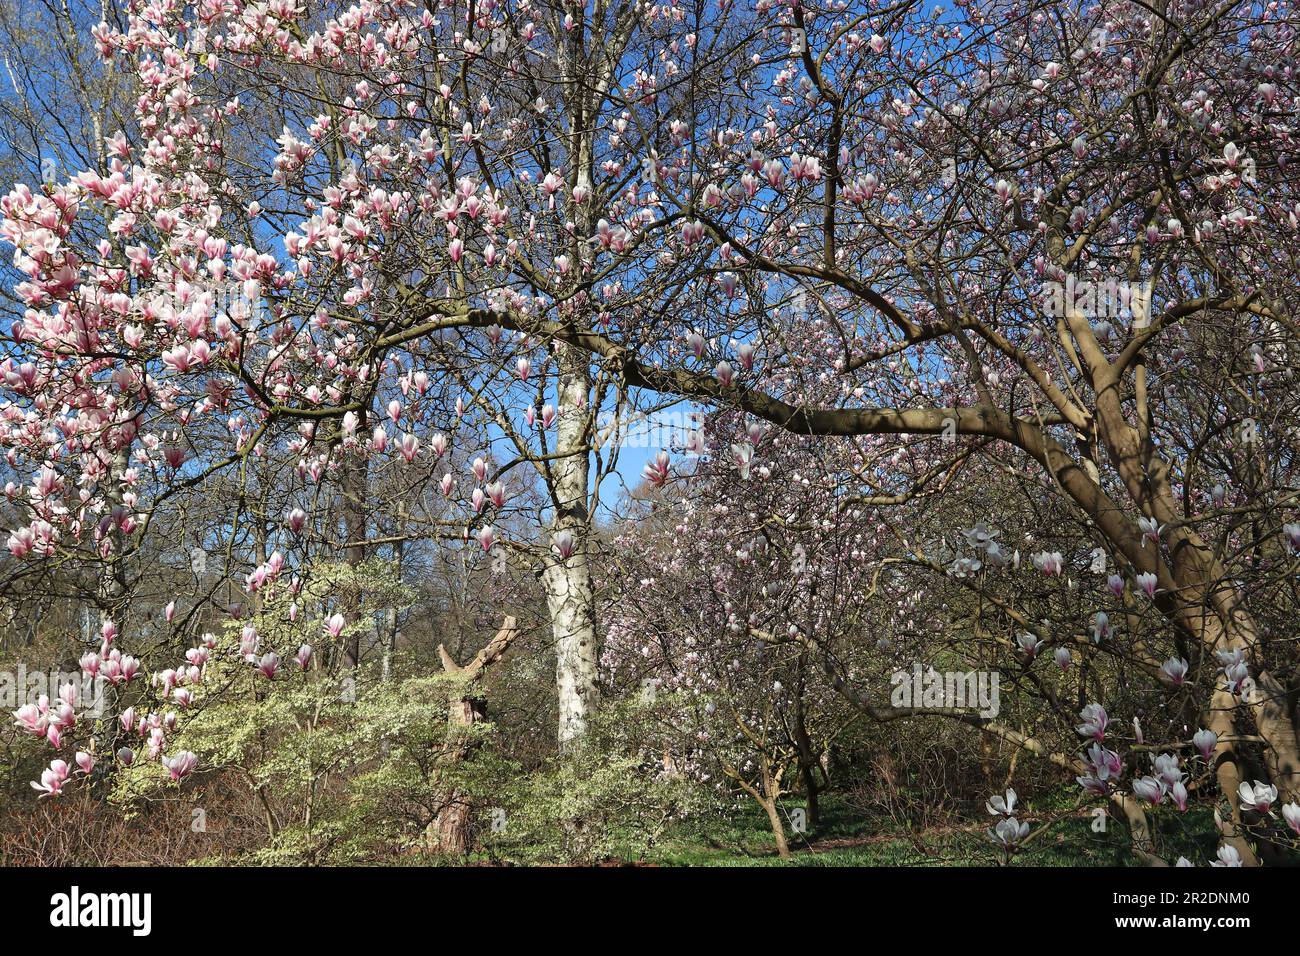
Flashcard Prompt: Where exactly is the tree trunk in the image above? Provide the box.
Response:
[91,446,131,786]
[761,795,791,860]
[546,30,604,749]
[1108,792,1163,865]
[544,556,598,749]
[426,618,519,855]
[340,408,367,669]
[1084,356,1300,851]
[430,696,484,856]
[544,344,599,749]
[790,651,821,829]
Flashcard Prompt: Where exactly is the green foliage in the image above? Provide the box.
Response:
[108,559,510,863]
[479,698,713,865]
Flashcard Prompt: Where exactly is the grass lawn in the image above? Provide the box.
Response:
[641,792,1222,867]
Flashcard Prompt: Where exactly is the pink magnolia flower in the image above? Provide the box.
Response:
[985,789,1017,816]
[1212,846,1243,867]
[1031,551,1063,576]
[118,655,140,684]
[1160,657,1189,685]
[1170,780,1189,812]
[1137,516,1163,545]
[553,529,577,560]
[642,451,670,488]
[1086,743,1123,783]
[987,817,1028,848]
[1132,776,1166,805]
[1193,729,1218,761]
[1076,773,1109,797]
[6,527,34,558]
[730,442,754,480]
[163,751,198,782]
[31,759,70,797]
[1076,703,1108,740]
[257,652,280,679]
[12,702,47,737]
[239,625,258,659]
[789,152,821,182]
[1015,632,1042,657]
[1282,522,1300,554]
[1091,611,1112,644]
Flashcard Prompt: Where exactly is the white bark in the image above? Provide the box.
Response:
[544,345,599,748]
[544,552,598,747]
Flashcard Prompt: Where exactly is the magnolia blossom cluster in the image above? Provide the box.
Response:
[10,607,320,795]
[1071,701,1300,852]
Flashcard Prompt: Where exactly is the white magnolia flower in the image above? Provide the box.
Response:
[988,816,1029,848]
[986,789,1017,817]
[1212,845,1243,867]
[1238,780,1278,814]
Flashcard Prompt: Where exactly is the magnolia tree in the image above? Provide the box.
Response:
[613,388,1300,863]
[605,414,867,854]
[601,0,1300,864]
[0,0,771,749]
[3,0,1300,866]
[609,0,1300,864]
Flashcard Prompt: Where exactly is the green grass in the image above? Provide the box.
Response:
[390,788,1225,867]
[642,792,1221,867]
